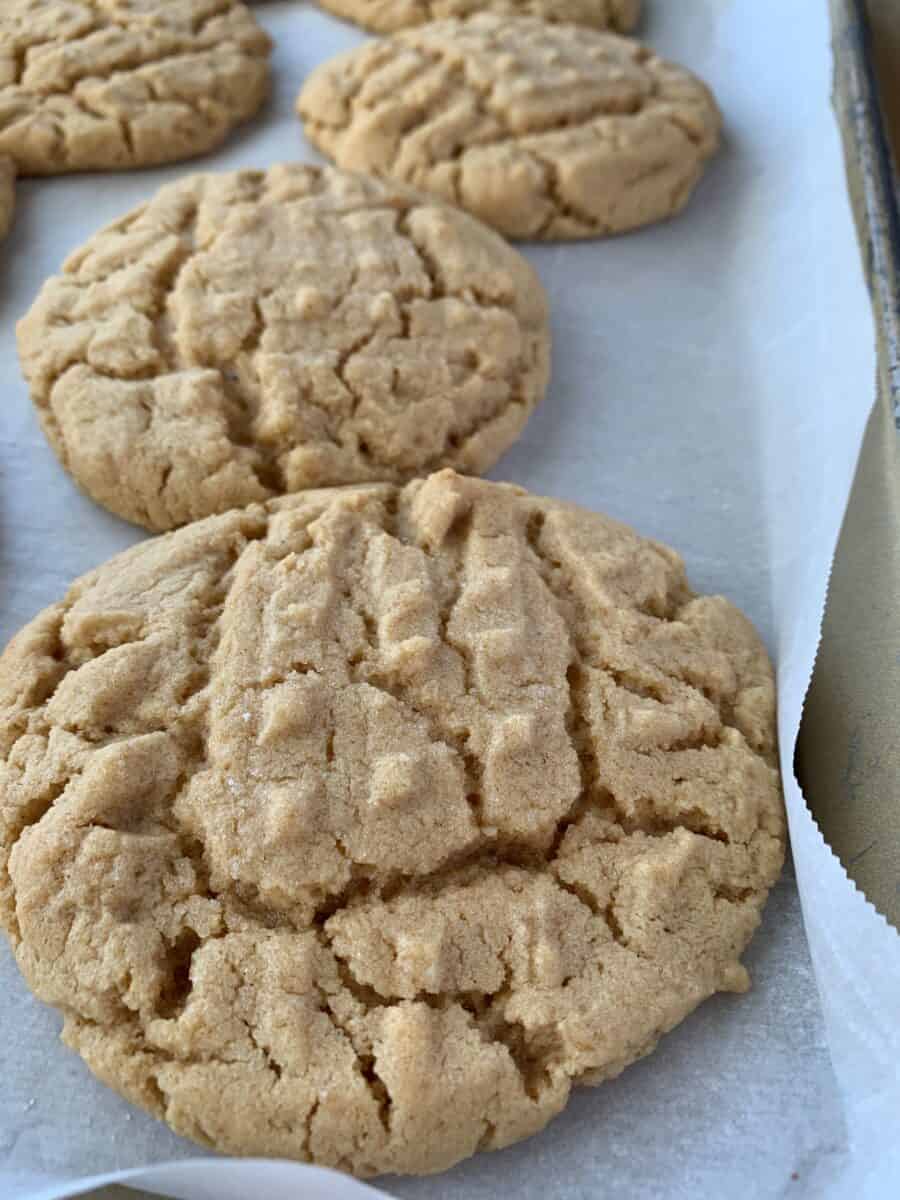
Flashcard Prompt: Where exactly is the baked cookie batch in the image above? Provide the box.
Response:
[0,0,785,1182]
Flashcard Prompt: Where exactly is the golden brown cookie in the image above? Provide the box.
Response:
[298,16,722,240]
[0,156,14,238]
[0,470,784,1176]
[316,0,640,35]
[0,0,270,174]
[17,165,549,530]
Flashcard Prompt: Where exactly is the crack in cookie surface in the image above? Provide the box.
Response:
[0,0,271,174]
[0,471,784,1176]
[18,164,550,531]
[298,15,722,240]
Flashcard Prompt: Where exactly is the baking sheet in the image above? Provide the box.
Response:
[0,2,895,1198]
[798,0,900,931]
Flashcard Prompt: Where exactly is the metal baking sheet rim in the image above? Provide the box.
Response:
[833,0,900,422]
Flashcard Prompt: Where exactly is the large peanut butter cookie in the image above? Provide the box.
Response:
[0,471,784,1177]
[0,0,270,174]
[0,156,14,238]
[18,165,549,530]
[316,0,640,36]
[298,16,721,240]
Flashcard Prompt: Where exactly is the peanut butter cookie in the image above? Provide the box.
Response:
[298,16,721,239]
[316,0,640,36]
[18,165,550,530]
[0,471,784,1176]
[0,0,270,174]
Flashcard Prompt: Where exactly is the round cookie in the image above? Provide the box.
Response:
[298,16,722,240]
[0,156,14,239]
[17,164,549,531]
[0,470,784,1177]
[315,0,640,36]
[0,0,270,175]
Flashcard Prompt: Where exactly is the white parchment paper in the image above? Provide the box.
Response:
[0,2,896,1198]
